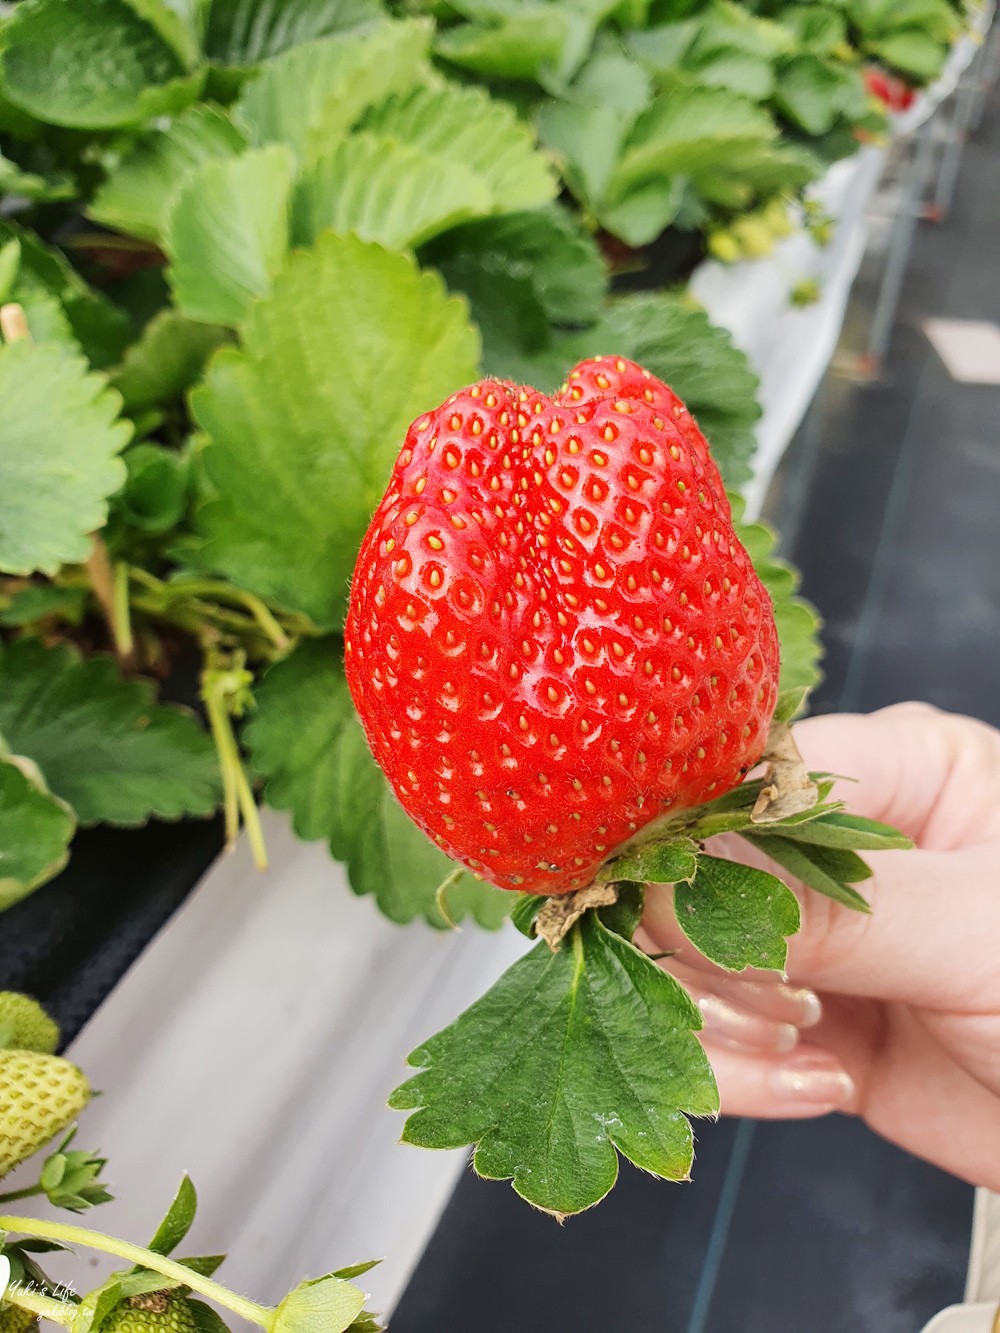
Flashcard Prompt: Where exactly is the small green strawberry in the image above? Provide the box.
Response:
[0,1049,90,1177]
[100,1293,198,1333]
[0,1305,39,1333]
[0,993,59,1054]
[707,229,742,264]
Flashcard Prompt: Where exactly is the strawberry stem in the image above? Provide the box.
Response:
[0,1216,272,1328]
[4,1281,75,1327]
[0,1183,45,1204]
[201,651,268,870]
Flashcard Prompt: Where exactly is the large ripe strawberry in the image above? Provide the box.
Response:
[345,361,779,895]
[0,1049,90,1177]
[560,356,727,505]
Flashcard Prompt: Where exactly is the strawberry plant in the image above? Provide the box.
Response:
[337,360,912,1215]
[0,995,382,1332]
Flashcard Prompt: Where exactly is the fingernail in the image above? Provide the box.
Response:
[697,993,800,1054]
[783,986,823,1028]
[769,1054,855,1106]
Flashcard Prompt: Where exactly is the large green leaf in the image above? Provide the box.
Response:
[89,104,247,244]
[0,342,131,576]
[434,4,594,84]
[613,85,777,193]
[291,134,493,252]
[165,145,295,326]
[110,310,230,413]
[423,205,608,328]
[731,495,823,695]
[390,912,718,1215]
[360,83,557,212]
[673,853,800,971]
[0,638,220,826]
[243,639,510,928]
[0,0,202,129]
[0,754,75,911]
[203,0,383,66]
[191,232,480,627]
[234,20,433,163]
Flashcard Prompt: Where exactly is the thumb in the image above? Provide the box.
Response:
[780,703,1000,1007]
[792,701,1000,849]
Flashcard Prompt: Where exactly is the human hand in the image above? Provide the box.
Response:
[641,702,1000,1191]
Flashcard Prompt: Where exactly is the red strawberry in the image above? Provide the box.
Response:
[559,356,727,506]
[864,66,916,112]
[345,364,779,896]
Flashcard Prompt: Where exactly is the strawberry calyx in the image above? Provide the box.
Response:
[390,708,913,1216]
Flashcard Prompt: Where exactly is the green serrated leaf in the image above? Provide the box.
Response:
[424,204,608,329]
[204,0,382,66]
[291,134,493,252]
[165,145,295,327]
[673,853,800,972]
[272,1275,368,1333]
[743,832,872,912]
[244,639,507,927]
[234,20,433,164]
[0,342,131,577]
[0,0,202,130]
[89,105,247,244]
[147,1175,197,1256]
[391,912,717,1215]
[360,83,557,213]
[731,494,823,694]
[191,231,479,627]
[598,837,700,885]
[0,638,220,827]
[111,311,230,414]
[434,4,595,84]
[0,756,75,910]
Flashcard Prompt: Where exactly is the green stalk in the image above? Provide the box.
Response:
[113,562,135,660]
[0,1183,44,1204]
[3,1282,75,1327]
[201,665,268,870]
[0,1216,272,1329]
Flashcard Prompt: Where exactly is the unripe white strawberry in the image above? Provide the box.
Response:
[0,1049,90,1177]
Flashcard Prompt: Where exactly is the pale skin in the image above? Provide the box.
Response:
[640,702,1000,1192]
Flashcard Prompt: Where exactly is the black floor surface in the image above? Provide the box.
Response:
[391,87,1000,1333]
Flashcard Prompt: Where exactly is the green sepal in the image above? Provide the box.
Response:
[742,833,872,913]
[146,1175,197,1256]
[673,854,800,972]
[773,686,811,724]
[271,1274,369,1333]
[73,1276,123,1333]
[187,1300,232,1333]
[510,893,546,938]
[598,836,699,886]
[597,881,646,943]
